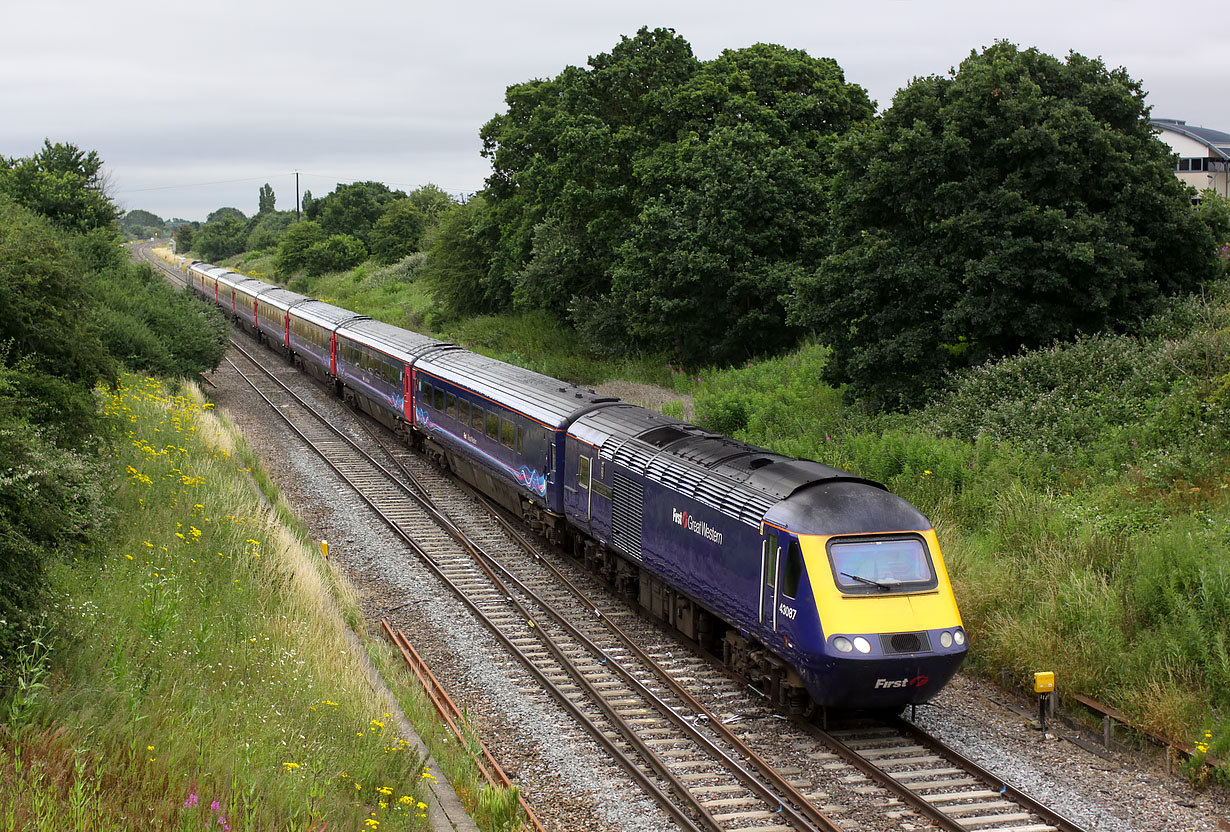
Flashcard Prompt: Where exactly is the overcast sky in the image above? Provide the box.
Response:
[1,1,1221,221]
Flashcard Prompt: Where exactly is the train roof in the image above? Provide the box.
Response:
[415,349,617,430]
[336,319,451,364]
[231,277,277,298]
[291,299,367,330]
[253,288,311,311]
[570,404,887,530]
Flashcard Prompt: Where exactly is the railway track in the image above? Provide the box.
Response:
[140,247,1092,832]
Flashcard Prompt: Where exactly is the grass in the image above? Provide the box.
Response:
[0,374,523,830]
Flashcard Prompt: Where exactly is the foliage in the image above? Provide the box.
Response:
[420,197,505,315]
[370,199,427,264]
[88,260,229,377]
[468,28,872,362]
[405,183,457,224]
[258,182,276,214]
[120,209,165,239]
[303,233,368,276]
[312,181,406,248]
[245,210,295,252]
[193,214,248,262]
[274,220,326,277]
[173,221,198,254]
[206,206,246,224]
[790,42,1221,410]
[0,194,116,389]
[0,140,119,233]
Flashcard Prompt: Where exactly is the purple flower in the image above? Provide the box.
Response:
[184,793,198,808]
[210,800,220,813]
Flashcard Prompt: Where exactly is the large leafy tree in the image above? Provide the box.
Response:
[790,42,1221,410]
[0,140,119,233]
[312,181,405,248]
[370,199,427,264]
[258,183,276,214]
[471,28,872,362]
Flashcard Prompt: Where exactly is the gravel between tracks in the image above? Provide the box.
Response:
[203,352,1228,832]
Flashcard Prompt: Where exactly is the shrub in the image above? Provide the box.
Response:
[304,234,367,276]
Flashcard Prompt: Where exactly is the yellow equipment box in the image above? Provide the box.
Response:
[1034,671,1055,694]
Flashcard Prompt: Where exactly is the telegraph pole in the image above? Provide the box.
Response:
[295,171,300,221]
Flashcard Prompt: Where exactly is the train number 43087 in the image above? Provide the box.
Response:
[778,603,797,620]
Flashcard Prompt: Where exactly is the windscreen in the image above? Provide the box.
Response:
[829,536,936,593]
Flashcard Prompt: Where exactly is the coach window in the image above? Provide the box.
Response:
[446,393,456,419]
[434,387,445,412]
[420,381,433,406]
[782,540,803,598]
[458,399,470,425]
[486,410,499,440]
[471,405,484,432]
[516,426,524,454]
[578,456,590,488]
[501,417,516,449]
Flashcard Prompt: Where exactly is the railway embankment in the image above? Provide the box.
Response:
[0,373,502,831]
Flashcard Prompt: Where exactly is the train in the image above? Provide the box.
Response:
[185,259,967,713]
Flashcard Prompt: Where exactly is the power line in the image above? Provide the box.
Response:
[113,175,278,194]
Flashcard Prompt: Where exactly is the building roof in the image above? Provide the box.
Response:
[1152,118,1230,159]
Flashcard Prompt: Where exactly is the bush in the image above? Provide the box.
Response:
[305,234,367,276]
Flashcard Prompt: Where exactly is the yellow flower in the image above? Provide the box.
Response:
[376,786,393,796]
[398,796,413,805]
[282,762,300,770]
[125,554,134,560]
[923,470,932,475]
[147,746,154,751]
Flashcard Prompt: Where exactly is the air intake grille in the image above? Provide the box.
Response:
[610,473,643,561]
[880,631,932,655]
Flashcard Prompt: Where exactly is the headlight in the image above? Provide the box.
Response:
[832,636,853,653]
[853,637,872,654]
[954,629,966,646]
[940,631,953,648]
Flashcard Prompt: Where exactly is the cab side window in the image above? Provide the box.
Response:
[783,540,803,598]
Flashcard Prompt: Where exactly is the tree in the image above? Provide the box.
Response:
[258,183,276,214]
[369,199,427,264]
[474,30,873,361]
[206,206,246,224]
[173,222,198,254]
[789,42,1221,410]
[421,197,505,314]
[194,214,247,262]
[304,234,367,275]
[312,181,405,247]
[0,140,119,232]
[121,209,165,238]
[406,184,457,225]
[274,221,326,276]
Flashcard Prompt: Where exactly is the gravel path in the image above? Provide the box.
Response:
[203,352,1229,832]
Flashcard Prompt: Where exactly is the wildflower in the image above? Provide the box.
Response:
[147,746,154,751]
[417,802,427,811]
[282,762,300,770]
[376,786,393,795]
[923,470,932,475]
[125,554,134,560]
[211,800,220,812]
[184,793,198,808]
[355,783,362,791]
[398,796,413,805]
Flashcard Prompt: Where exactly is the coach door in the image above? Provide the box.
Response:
[760,530,780,630]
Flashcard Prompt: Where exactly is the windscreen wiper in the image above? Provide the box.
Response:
[840,572,892,591]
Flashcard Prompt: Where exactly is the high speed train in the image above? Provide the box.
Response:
[187,259,967,712]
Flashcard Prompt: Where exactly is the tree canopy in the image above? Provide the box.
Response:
[0,140,119,233]
[788,42,1221,409]
[442,28,874,362]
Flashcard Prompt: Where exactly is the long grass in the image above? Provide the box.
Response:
[0,375,435,831]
